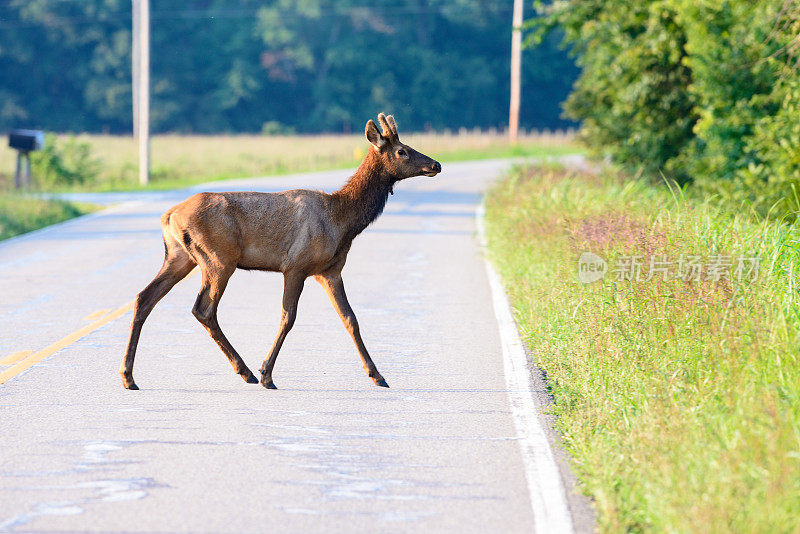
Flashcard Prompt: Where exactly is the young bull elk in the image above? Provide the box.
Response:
[120,114,441,390]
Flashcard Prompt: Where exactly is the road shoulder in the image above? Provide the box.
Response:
[477,202,596,533]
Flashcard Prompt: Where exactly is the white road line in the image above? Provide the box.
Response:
[476,202,574,534]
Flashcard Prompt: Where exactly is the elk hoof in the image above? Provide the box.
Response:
[373,377,389,388]
[260,374,277,389]
[122,378,139,390]
[120,372,138,390]
[242,372,259,384]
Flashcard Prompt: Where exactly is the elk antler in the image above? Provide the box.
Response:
[386,115,399,138]
[377,113,399,142]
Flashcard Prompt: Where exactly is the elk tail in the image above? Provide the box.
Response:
[159,208,190,257]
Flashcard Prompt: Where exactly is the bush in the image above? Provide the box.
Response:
[30,134,101,188]
[261,121,295,136]
[533,0,800,217]
[674,1,797,216]
[531,1,696,181]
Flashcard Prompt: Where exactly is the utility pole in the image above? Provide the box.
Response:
[509,0,523,144]
[132,0,139,138]
[133,0,150,185]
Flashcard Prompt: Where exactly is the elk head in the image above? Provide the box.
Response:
[365,113,442,180]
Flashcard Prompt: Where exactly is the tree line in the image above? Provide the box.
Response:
[0,0,577,134]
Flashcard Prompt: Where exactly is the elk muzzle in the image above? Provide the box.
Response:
[423,161,442,177]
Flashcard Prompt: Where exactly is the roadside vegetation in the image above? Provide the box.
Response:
[485,164,800,532]
[0,131,578,192]
[0,194,93,241]
[534,0,800,220]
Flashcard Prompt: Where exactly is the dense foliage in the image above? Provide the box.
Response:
[534,0,800,216]
[0,0,577,134]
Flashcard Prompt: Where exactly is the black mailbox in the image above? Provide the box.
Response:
[9,129,45,152]
[8,129,45,188]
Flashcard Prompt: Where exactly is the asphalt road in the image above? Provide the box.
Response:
[0,158,592,533]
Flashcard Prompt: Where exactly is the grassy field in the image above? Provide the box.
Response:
[485,165,800,532]
[0,194,94,241]
[0,131,578,192]
[0,131,575,241]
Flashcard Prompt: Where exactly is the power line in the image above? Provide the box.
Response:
[0,0,511,6]
[0,3,513,30]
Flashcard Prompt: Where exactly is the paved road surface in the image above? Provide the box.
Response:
[0,159,591,532]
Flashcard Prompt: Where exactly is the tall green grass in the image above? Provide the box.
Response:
[0,194,93,241]
[485,165,800,532]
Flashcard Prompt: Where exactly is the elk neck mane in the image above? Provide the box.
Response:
[330,147,397,239]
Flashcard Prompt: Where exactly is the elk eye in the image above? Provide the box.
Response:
[397,149,407,158]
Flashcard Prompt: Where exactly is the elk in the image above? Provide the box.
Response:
[120,114,441,390]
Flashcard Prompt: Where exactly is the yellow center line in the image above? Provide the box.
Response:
[0,301,135,386]
[0,350,34,366]
[83,308,113,321]
[0,267,199,387]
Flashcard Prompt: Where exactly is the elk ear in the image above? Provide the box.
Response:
[365,119,386,150]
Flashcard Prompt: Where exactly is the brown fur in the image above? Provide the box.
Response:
[120,114,441,390]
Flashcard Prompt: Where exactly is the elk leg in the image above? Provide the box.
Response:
[315,274,388,388]
[121,249,196,390]
[192,265,258,384]
[259,272,305,389]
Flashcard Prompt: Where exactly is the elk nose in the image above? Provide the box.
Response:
[432,161,441,173]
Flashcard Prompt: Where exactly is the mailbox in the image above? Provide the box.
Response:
[8,129,45,189]
[9,129,45,152]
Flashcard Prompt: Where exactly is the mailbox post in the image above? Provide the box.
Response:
[8,129,45,189]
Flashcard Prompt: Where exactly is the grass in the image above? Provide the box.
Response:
[0,193,95,241]
[0,131,579,192]
[0,130,576,241]
[484,165,800,532]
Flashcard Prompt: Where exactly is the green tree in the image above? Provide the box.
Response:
[0,0,132,131]
[535,0,800,216]
[0,0,578,134]
[532,0,696,180]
